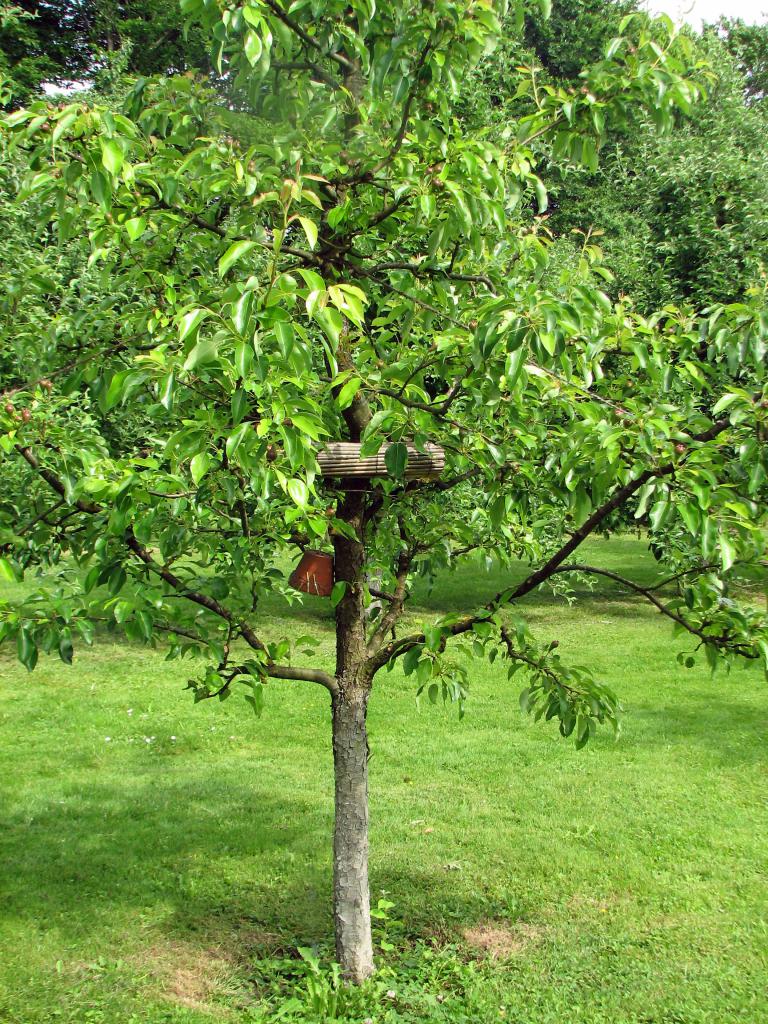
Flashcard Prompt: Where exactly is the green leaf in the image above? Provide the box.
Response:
[183,338,218,372]
[52,111,77,144]
[124,216,147,241]
[297,268,325,292]
[316,308,343,345]
[101,138,124,176]
[242,4,262,26]
[287,478,309,507]
[234,342,254,378]
[678,501,699,536]
[649,500,670,532]
[108,566,127,596]
[0,557,20,583]
[720,535,737,572]
[403,645,423,676]
[297,216,318,250]
[534,178,548,213]
[114,600,133,626]
[190,452,211,485]
[17,627,38,672]
[306,288,326,318]
[274,321,295,356]
[104,369,133,411]
[289,414,328,441]
[135,610,154,642]
[337,376,362,410]
[90,170,110,211]
[244,681,265,717]
[330,580,348,608]
[178,308,209,343]
[231,388,248,425]
[244,29,263,66]
[232,291,253,335]
[159,372,175,411]
[77,620,95,645]
[58,631,73,665]
[226,423,251,460]
[384,442,408,478]
[219,240,256,277]
[711,393,741,415]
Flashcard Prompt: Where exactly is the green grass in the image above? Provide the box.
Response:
[1,536,767,1023]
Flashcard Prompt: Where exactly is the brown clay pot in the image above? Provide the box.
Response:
[289,549,334,597]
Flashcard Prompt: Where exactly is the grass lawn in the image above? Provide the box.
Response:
[1,535,766,1023]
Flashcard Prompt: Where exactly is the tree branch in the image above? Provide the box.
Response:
[370,260,496,291]
[261,0,355,73]
[506,416,731,604]
[271,60,343,90]
[340,39,435,184]
[499,626,581,697]
[368,415,733,671]
[547,563,755,656]
[151,202,322,267]
[14,444,338,694]
[368,525,414,650]
[358,195,411,231]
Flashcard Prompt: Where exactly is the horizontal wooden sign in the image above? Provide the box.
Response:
[316,442,445,480]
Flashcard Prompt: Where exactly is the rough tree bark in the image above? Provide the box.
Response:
[331,686,374,982]
[331,489,375,981]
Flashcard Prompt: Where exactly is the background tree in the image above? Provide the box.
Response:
[523,0,635,79]
[464,1,768,311]
[713,16,768,104]
[1,0,767,984]
[0,0,210,103]
[541,30,768,309]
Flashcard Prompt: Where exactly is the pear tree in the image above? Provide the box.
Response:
[1,0,767,982]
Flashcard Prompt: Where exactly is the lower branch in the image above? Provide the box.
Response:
[14,443,338,693]
[547,564,758,658]
[368,416,732,671]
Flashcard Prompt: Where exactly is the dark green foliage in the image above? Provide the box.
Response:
[0,0,209,103]
[523,0,636,80]
[463,2,768,310]
[0,2,87,103]
[543,34,768,309]
[713,16,768,104]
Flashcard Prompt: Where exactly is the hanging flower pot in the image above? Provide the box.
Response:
[289,549,334,597]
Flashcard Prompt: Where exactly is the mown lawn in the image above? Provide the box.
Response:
[1,536,766,1023]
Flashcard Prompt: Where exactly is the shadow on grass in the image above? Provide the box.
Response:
[628,693,768,761]
[259,568,669,621]
[0,773,508,966]
[3,688,766,967]
[1,778,329,942]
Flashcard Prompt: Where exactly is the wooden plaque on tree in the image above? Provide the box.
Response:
[316,442,445,482]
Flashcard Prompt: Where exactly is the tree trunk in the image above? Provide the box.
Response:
[331,688,374,982]
[330,489,374,982]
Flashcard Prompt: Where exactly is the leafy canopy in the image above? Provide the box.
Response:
[1,0,767,747]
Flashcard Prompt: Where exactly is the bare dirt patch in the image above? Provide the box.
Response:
[462,920,545,959]
[131,922,286,1013]
[140,940,233,1011]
